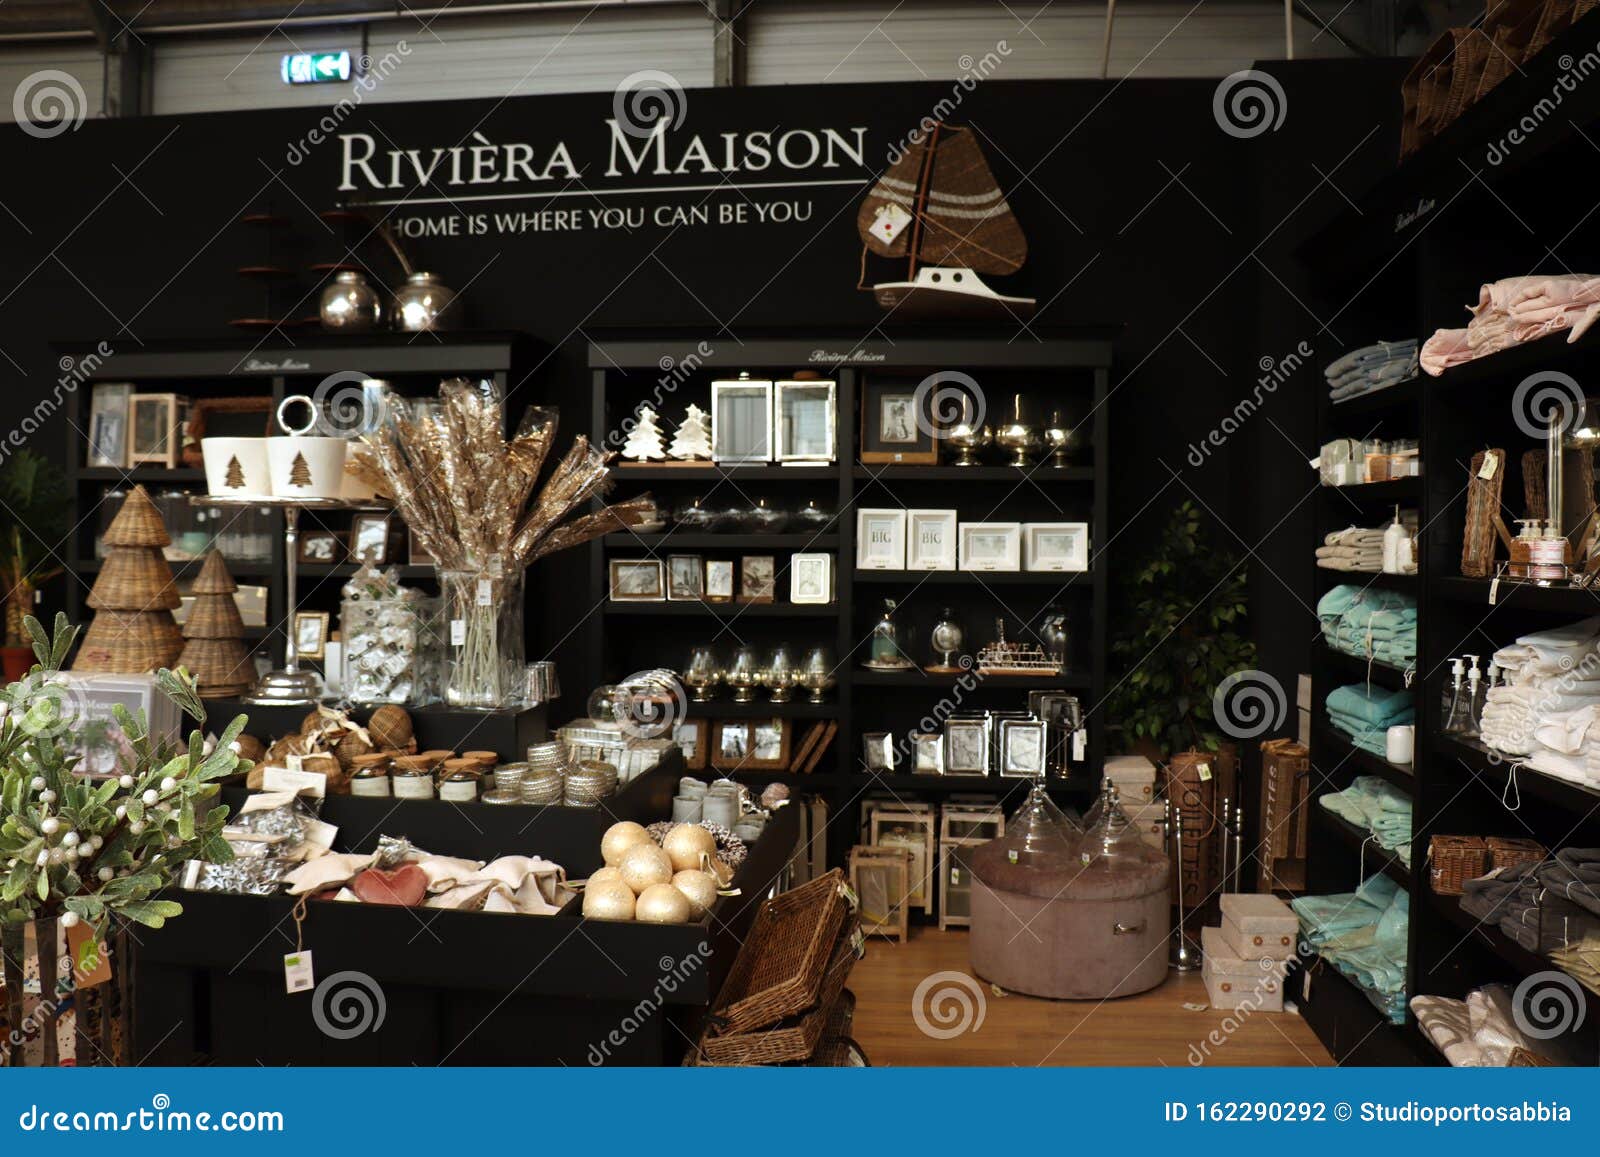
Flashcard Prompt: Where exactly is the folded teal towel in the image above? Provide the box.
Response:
[1327,683,1414,727]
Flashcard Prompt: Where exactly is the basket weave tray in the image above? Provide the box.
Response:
[706,868,852,1036]
[695,923,859,1066]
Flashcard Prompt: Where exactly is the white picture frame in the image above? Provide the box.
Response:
[775,380,836,464]
[906,509,957,571]
[705,560,735,602]
[1024,522,1090,572]
[87,383,132,468]
[790,552,833,604]
[710,377,774,464]
[959,522,1022,572]
[855,508,906,570]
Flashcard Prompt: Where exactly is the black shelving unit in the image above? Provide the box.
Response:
[1297,9,1600,1066]
[586,332,1113,871]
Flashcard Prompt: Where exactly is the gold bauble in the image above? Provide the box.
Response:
[601,821,652,867]
[672,869,719,917]
[662,823,719,873]
[582,879,637,921]
[635,883,692,925]
[587,866,626,890]
[618,842,674,893]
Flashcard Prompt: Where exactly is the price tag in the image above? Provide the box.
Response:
[1478,452,1499,480]
[950,867,962,885]
[1197,761,1212,782]
[475,579,492,606]
[284,950,315,994]
[450,619,467,646]
[1489,576,1500,605]
[869,202,912,245]
[262,765,328,798]
[1308,456,1321,470]
[1072,729,1086,761]
[66,921,112,989]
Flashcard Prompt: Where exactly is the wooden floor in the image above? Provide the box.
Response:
[848,929,1332,1067]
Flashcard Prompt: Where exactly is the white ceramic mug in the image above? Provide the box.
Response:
[1386,724,1415,765]
[201,436,271,498]
[268,395,349,500]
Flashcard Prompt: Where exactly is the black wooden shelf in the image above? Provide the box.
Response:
[299,563,435,580]
[1432,732,1600,810]
[1326,378,1420,418]
[1320,478,1421,505]
[680,698,837,719]
[1313,568,1416,593]
[611,465,838,482]
[602,533,841,549]
[852,668,1092,689]
[1315,804,1413,888]
[603,601,837,617]
[74,465,207,483]
[1433,575,1600,615]
[1312,723,1415,793]
[853,465,1095,482]
[852,569,1094,587]
[1313,641,1414,692]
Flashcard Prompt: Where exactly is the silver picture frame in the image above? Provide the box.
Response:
[863,731,895,772]
[775,380,836,464]
[999,719,1048,778]
[711,376,774,464]
[912,732,945,775]
[944,718,990,774]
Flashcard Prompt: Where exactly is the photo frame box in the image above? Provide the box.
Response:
[862,731,894,772]
[349,514,392,564]
[999,718,1048,778]
[87,383,133,468]
[912,732,945,775]
[711,718,790,771]
[666,555,705,601]
[738,555,776,603]
[849,845,912,940]
[51,673,180,779]
[710,377,774,464]
[855,508,906,570]
[704,559,734,602]
[293,610,330,661]
[609,559,666,601]
[775,379,836,464]
[906,509,957,571]
[959,521,1022,572]
[1023,522,1090,572]
[944,718,991,774]
[870,806,937,912]
[672,719,708,770]
[860,380,939,464]
[129,393,185,468]
[790,552,833,604]
[298,529,344,564]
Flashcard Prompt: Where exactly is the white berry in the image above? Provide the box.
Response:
[48,848,63,865]
[141,790,157,806]
[38,790,55,804]
[160,777,176,791]
[60,911,79,928]
[119,775,134,789]
[97,867,114,881]
[36,850,48,867]
[128,821,145,835]
[40,817,59,835]
[29,776,44,791]
[90,835,103,850]
[62,831,79,847]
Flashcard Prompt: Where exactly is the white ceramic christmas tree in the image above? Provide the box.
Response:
[622,406,666,461]
[669,403,713,461]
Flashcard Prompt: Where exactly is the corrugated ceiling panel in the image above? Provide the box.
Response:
[746,1,1348,84]
[150,7,714,116]
[0,46,105,124]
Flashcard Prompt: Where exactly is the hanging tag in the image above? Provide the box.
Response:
[66,922,112,989]
[1302,968,1313,1002]
[1488,576,1500,605]
[1197,761,1212,782]
[869,203,913,245]
[950,866,962,885]
[1072,729,1086,761]
[475,579,492,606]
[1478,452,1498,480]
[1308,456,1321,470]
[284,950,315,994]
[450,619,467,646]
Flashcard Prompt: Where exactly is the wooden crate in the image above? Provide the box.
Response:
[849,846,911,941]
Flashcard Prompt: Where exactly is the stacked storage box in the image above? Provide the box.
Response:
[1202,894,1299,1012]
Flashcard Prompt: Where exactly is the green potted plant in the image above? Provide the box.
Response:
[0,451,69,682]
[1107,500,1256,758]
[0,614,245,1065]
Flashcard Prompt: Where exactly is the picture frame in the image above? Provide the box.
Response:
[739,555,776,604]
[52,673,180,779]
[849,845,911,940]
[855,508,906,570]
[672,719,708,770]
[775,379,837,464]
[293,611,330,661]
[704,560,735,603]
[129,393,185,467]
[711,718,790,771]
[959,521,1022,572]
[349,513,392,564]
[297,529,343,564]
[999,718,1048,778]
[87,383,132,468]
[710,376,774,464]
[182,396,274,466]
[1023,522,1091,572]
[790,552,832,604]
[906,509,958,571]
[408,533,434,567]
[609,559,666,601]
[862,731,895,773]
[666,555,705,601]
[912,732,945,775]
[944,718,990,774]
[860,380,939,464]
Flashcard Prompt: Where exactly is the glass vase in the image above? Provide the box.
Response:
[340,587,426,705]
[439,563,525,708]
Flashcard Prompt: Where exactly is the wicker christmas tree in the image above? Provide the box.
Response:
[175,550,253,698]
[73,485,185,673]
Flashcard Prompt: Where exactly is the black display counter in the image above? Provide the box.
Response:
[205,699,549,762]
[135,753,800,1065]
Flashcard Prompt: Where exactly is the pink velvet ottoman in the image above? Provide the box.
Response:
[968,850,1171,1000]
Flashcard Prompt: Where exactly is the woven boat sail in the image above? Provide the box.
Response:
[856,125,1026,275]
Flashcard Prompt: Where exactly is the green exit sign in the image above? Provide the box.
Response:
[281,51,353,85]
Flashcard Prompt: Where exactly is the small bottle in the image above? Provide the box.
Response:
[1444,658,1474,734]
[1382,505,1407,574]
[1464,656,1483,737]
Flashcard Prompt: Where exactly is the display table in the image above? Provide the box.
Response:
[134,754,800,1065]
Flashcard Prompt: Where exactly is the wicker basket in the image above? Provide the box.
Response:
[809,989,868,1067]
[101,485,172,549]
[85,547,181,612]
[695,923,859,1066]
[73,610,185,674]
[1509,1045,1557,1066]
[1429,835,1490,895]
[1488,836,1546,870]
[706,868,853,1036]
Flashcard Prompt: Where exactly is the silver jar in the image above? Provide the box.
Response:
[393,272,457,332]
[320,271,384,331]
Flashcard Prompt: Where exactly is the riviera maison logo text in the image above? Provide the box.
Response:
[243,358,311,371]
[337,121,870,192]
[1393,196,1435,234]
[808,348,886,364]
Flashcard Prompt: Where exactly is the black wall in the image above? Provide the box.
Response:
[0,67,1403,729]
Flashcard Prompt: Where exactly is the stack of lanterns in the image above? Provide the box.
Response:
[582,820,728,924]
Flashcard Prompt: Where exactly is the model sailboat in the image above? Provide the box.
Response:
[857,123,1035,319]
